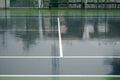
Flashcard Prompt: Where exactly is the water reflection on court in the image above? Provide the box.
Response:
[0,15,120,75]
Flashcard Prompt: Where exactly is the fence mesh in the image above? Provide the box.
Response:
[0,0,120,8]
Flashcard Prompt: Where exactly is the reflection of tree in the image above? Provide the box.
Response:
[49,15,60,80]
[107,58,120,80]
[0,31,6,48]
[108,48,120,75]
[106,49,120,75]
[93,17,99,36]
[50,15,60,75]
[49,0,58,8]
[108,18,120,37]
[50,16,57,31]
[110,58,120,75]
[51,43,59,75]
[49,0,69,8]
[65,16,84,38]
[0,16,8,48]
[81,0,85,9]
[10,0,36,7]
[16,31,39,51]
[0,16,7,30]
[64,16,120,39]
[13,16,40,51]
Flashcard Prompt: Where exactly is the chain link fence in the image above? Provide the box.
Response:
[0,0,120,8]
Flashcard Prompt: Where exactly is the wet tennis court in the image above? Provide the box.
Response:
[0,9,120,77]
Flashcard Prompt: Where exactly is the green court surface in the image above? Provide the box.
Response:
[0,77,120,80]
[0,9,120,16]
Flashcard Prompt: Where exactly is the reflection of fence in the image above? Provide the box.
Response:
[0,0,120,8]
[49,1,120,8]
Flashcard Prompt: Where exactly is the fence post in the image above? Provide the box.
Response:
[5,0,7,9]
[81,0,85,9]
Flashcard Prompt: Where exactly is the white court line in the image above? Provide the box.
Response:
[0,75,120,77]
[0,30,58,32]
[64,56,120,58]
[58,17,63,58]
[0,56,61,59]
[0,56,120,58]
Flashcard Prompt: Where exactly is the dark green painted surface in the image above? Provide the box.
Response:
[0,9,120,16]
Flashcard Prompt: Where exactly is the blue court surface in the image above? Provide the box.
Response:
[0,9,120,80]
